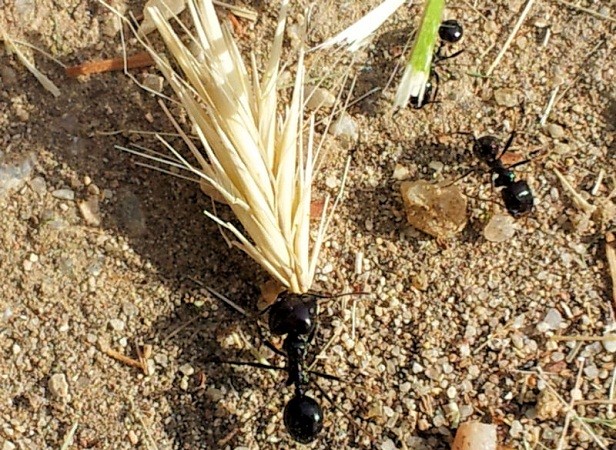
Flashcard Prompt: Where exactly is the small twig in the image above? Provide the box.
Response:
[102,345,148,373]
[551,334,616,342]
[609,367,616,415]
[128,398,159,450]
[485,0,535,76]
[575,399,616,406]
[537,367,609,449]
[539,85,560,126]
[212,0,257,21]
[592,169,605,196]
[65,52,155,77]
[557,359,584,450]
[606,232,616,308]
[59,422,79,450]
[553,0,616,23]
[553,168,596,215]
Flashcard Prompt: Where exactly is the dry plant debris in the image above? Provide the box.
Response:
[0,0,614,448]
[65,52,155,77]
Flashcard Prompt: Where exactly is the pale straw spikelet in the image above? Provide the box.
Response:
[315,0,446,109]
[104,0,334,294]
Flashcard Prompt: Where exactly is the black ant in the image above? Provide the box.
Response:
[410,19,464,108]
[213,291,345,443]
[470,131,535,217]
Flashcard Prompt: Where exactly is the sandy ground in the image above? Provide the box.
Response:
[1,0,615,449]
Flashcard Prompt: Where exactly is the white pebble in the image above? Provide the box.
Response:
[305,85,336,110]
[48,373,69,398]
[380,439,397,450]
[602,334,616,353]
[543,308,563,329]
[109,319,125,332]
[483,213,516,242]
[179,363,195,376]
[330,113,358,141]
[51,188,75,201]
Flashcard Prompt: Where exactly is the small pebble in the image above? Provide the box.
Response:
[0,157,33,197]
[179,377,189,391]
[583,364,599,379]
[494,88,520,107]
[305,85,336,110]
[330,113,358,141]
[142,74,165,93]
[2,441,16,450]
[546,123,565,139]
[51,188,75,201]
[179,363,195,376]
[127,430,139,445]
[602,334,616,353]
[483,213,516,242]
[509,420,524,437]
[412,362,424,373]
[48,373,69,399]
[109,319,126,332]
[392,164,410,180]
[447,387,457,399]
[122,302,138,317]
[381,439,397,450]
[30,177,47,196]
[79,196,101,226]
[543,308,563,330]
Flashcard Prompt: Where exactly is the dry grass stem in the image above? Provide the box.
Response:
[59,422,79,450]
[65,52,155,77]
[102,345,149,373]
[539,85,560,126]
[129,398,159,450]
[553,0,616,23]
[535,366,609,450]
[606,232,616,306]
[485,0,535,77]
[553,168,596,215]
[0,30,61,97]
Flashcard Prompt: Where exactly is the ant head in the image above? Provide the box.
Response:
[268,293,317,337]
[439,20,463,43]
[283,393,323,443]
[473,135,501,162]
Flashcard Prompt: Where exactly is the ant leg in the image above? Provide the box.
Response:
[441,168,474,188]
[307,369,343,382]
[434,48,464,64]
[262,338,287,357]
[431,69,440,103]
[499,131,517,159]
[208,357,288,373]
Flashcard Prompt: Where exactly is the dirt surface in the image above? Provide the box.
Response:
[1,1,615,449]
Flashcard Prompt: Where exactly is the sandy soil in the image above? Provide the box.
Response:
[0,0,615,449]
